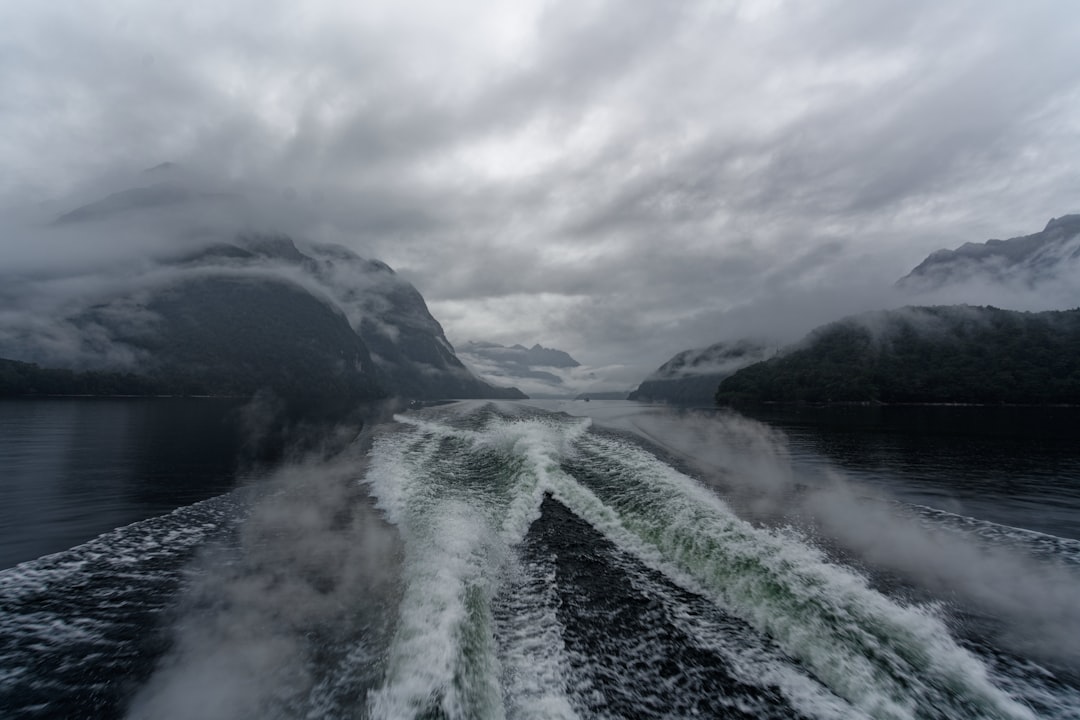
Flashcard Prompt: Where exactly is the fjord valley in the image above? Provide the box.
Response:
[5,1,1080,717]
[2,190,1080,719]
[0,183,525,420]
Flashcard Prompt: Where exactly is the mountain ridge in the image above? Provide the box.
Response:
[628,339,769,404]
[0,184,526,412]
[898,214,1080,291]
[715,305,1080,405]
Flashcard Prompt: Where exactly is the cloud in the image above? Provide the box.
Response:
[3,0,1080,381]
[0,192,443,373]
[127,444,402,720]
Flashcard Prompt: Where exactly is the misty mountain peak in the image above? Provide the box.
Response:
[142,161,181,175]
[461,341,580,369]
[237,233,307,263]
[54,182,194,224]
[1045,214,1080,233]
[6,179,526,402]
[898,214,1080,292]
[457,340,590,397]
[628,339,769,404]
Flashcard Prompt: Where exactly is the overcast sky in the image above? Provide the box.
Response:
[3,0,1080,385]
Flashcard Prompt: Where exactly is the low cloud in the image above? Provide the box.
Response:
[579,405,1080,666]
[127,444,402,720]
[0,177,433,373]
[2,0,1080,380]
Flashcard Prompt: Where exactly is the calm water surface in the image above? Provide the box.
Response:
[0,398,251,569]
[740,404,1080,541]
[2,399,1079,719]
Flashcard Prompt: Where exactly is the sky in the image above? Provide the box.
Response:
[3,0,1080,387]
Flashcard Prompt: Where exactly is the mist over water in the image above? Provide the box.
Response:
[127,454,402,720]
[5,2,1080,717]
[2,400,1079,719]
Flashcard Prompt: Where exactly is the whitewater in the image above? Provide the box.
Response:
[2,400,1079,719]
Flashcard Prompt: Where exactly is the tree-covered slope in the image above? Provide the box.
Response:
[2,275,386,418]
[134,276,384,416]
[716,306,1080,405]
[1,230,525,405]
[0,358,173,397]
[629,340,768,404]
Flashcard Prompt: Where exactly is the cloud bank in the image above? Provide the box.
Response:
[3,0,1080,379]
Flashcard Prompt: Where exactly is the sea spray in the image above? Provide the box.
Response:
[6,402,1074,719]
[363,411,589,719]
[361,404,1042,719]
[553,431,1035,720]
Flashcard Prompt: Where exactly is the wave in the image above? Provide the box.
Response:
[357,404,1060,719]
[0,493,249,718]
[903,502,1080,568]
[6,401,1078,719]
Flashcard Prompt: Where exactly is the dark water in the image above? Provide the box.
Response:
[0,398,251,570]
[2,399,1079,719]
[741,405,1080,541]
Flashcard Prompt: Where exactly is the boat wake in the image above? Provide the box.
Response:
[2,401,1078,719]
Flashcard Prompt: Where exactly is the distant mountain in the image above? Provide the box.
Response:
[92,271,384,417]
[53,182,241,225]
[898,215,1080,291]
[291,244,526,400]
[715,306,1080,405]
[0,184,524,414]
[462,341,579,370]
[458,341,584,397]
[574,391,630,400]
[629,340,769,405]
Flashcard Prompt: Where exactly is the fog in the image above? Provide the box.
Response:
[3,0,1080,381]
[3,3,1080,717]
[0,172,430,373]
[7,168,1071,388]
[548,400,1080,667]
[127,426,403,720]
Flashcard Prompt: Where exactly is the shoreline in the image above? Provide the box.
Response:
[725,400,1080,409]
[0,393,249,400]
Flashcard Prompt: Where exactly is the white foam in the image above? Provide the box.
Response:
[362,413,593,719]
[551,431,1037,720]
[363,422,509,718]
[0,493,248,716]
[905,501,1080,565]
[493,553,579,720]
[358,407,1054,720]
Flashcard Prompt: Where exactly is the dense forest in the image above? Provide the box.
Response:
[0,358,177,397]
[629,339,768,405]
[1,277,385,420]
[715,306,1080,405]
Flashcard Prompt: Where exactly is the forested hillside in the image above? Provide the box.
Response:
[716,306,1080,405]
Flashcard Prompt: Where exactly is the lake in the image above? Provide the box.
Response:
[1,398,1078,719]
[741,403,1080,541]
[0,398,252,570]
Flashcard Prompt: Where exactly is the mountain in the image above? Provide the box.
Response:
[574,391,630,400]
[457,341,585,397]
[628,339,769,405]
[0,182,524,413]
[898,215,1080,291]
[285,243,525,400]
[53,181,241,225]
[461,342,579,371]
[715,306,1080,405]
[0,271,382,419]
[0,357,176,397]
